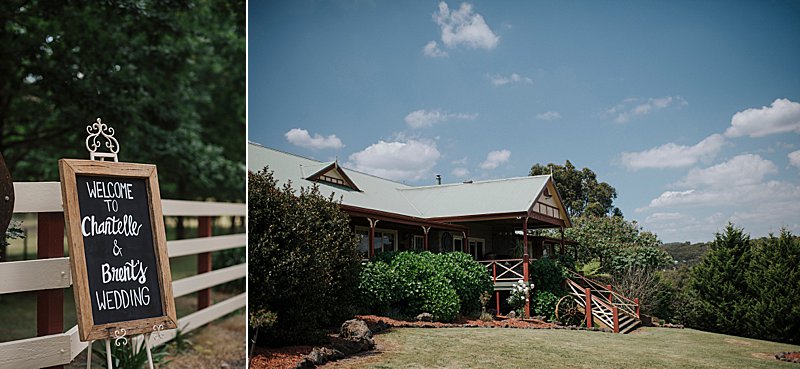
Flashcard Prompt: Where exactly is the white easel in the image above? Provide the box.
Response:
[82,118,159,369]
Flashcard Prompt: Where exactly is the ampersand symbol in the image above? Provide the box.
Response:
[112,239,122,257]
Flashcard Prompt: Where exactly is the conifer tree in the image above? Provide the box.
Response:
[686,223,752,336]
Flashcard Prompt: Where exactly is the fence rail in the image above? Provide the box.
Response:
[0,181,246,369]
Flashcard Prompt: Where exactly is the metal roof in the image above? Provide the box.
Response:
[249,142,562,224]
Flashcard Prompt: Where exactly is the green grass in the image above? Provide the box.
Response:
[347,327,800,368]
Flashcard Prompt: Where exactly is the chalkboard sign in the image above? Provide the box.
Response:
[59,159,177,341]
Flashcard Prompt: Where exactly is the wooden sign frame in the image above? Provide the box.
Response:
[59,159,177,341]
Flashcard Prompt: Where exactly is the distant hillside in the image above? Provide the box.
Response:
[661,241,710,266]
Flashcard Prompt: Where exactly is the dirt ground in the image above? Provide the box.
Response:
[66,310,245,369]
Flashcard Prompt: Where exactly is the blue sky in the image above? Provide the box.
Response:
[248,0,800,243]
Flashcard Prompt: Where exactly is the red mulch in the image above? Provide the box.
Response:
[249,345,313,369]
[357,314,558,329]
[248,315,557,368]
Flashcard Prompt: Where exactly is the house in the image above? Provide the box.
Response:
[249,142,572,259]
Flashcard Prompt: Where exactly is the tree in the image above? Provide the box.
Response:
[684,223,752,335]
[564,215,672,272]
[530,160,621,218]
[248,168,360,345]
[0,0,244,201]
[744,230,800,343]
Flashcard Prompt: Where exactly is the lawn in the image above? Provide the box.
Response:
[330,327,800,368]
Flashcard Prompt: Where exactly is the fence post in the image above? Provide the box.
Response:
[606,284,613,303]
[37,212,65,369]
[634,297,640,318]
[584,287,592,328]
[612,306,619,333]
[197,216,213,310]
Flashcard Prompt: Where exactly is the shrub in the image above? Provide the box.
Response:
[530,257,567,293]
[532,290,560,321]
[358,251,492,322]
[391,252,460,322]
[439,252,494,315]
[506,279,530,316]
[248,168,360,345]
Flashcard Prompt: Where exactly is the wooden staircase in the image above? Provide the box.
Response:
[565,272,641,334]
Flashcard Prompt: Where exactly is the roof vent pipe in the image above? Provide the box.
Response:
[436,174,441,185]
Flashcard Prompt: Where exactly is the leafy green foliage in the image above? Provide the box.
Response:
[248,168,360,345]
[679,224,800,344]
[93,339,170,369]
[531,290,561,322]
[529,160,621,217]
[744,230,800,343]
[660,241,710,266]
[529,257,568,293]
[358,251,492,322]
[565,215,673,273]
[684,224,752,334]
[0,0,244,202]
[438,252,495,314]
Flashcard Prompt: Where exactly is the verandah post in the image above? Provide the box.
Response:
[493,262,499,314]
[422,226,430,251]
[37,212,65,369]
[584,287,592,328]
[368,218,379,258]
[522,217,530,319]
[197,216,213,310]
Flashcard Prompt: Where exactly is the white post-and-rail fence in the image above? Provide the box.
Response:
[0,182,246,369]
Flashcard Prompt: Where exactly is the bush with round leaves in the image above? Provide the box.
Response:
[358,251,492,322]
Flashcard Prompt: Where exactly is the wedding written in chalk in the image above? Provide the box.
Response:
[83,179,151,312]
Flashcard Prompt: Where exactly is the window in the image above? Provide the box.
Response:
[440,232,453,253]
[469,238,485,259]
[412,235,425,250]
[355,226,397,257]
[453,235,463,252]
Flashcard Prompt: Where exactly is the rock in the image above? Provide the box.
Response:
[306,347,345,365]
[340,319,372,341]
[294,358,315,369]
[507,310,516,319]
[415,312,434,322]
[220,363,231,369]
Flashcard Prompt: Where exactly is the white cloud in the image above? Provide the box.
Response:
[452,167,470,177]
[619,134,725,170]
[725,98,800,138]
[607,96,687,123]
[284,128,344,150]
[451,157,468,165]
[479,149,511,169]
[675,154,777,188]
[638,154,795,212]
[488,73,532,86]
[536,111,561,121]
[789,150,800,168]
[404,109,478,129]
[423,40,448,57]
[346,139,440,181]
[428,1,499,53]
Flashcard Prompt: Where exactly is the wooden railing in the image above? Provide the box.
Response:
[0,182,246,369]
[565,272,641,334]
[478,258,525,282]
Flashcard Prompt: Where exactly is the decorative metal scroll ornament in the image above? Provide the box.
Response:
[112,328,128,346]
[85,118,119,162]
[152,324,165,340]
